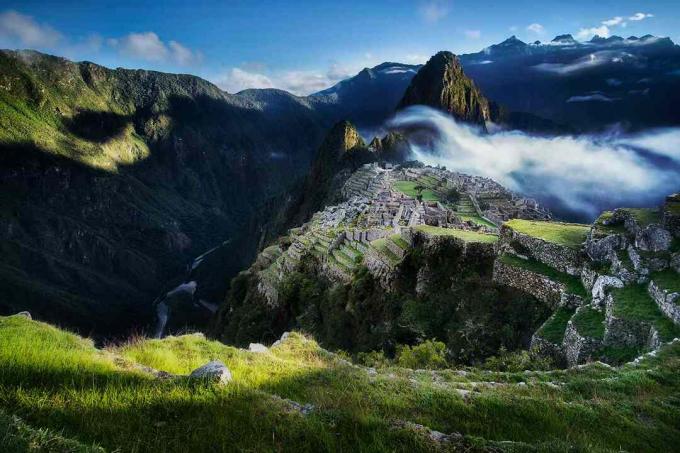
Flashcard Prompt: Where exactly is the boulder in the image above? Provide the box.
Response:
[248,343,269,353]
[635,225,672,252]
[189,360,232,384]
[15,311,32,320]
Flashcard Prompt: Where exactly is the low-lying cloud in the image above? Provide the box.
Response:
[388,106,680,221]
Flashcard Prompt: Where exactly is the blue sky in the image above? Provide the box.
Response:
[0,0,677,94]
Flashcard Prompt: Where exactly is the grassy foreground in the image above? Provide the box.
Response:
[1,315,680,452]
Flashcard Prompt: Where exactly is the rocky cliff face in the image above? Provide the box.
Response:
[0,50,328,336]
[398,51,491,127]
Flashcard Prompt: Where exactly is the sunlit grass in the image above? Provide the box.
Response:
[2,315,680,451]
[504,220,590,249]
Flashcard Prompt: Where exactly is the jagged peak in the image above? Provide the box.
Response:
[552,34,577,43]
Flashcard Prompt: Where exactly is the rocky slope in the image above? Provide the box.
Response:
[0,50,329,335]
[213,150,680,367]
[398,51,491,127]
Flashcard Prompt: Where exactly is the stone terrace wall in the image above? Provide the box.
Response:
[499,225,585,275]
[492,259,564,308]
[648,280,680,325]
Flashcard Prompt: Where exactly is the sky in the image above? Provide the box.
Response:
[0,0,677,95]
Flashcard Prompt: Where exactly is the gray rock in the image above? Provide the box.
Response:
[248,343,269,353]
[189,360,232,384]
[591,276,624,308]
[671,253,680,274]
[15,311,31,320]
[635,225,672,252]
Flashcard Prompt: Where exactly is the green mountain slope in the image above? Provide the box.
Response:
[0,50,328,335]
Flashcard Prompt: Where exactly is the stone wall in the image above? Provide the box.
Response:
[603,294,656,348]
[499,226,584,275]
[530,333,566,368]
[492,259,564,308]
[563,320,602,367]
[648,279,680,325]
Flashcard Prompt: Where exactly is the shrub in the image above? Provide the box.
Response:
[482,346,554,372]
[356,350,391,368]
[445,187,461,203]
[396,340,448,369]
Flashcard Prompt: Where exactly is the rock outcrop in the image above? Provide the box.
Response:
[189,361,232,385]
[398,51,491,127]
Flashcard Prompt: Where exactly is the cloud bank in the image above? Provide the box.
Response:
[388,106,680,220]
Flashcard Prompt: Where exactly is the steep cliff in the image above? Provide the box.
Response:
[398,51,491,127]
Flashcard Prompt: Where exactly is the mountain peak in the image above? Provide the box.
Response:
[552,34,577,44]
[398,51,490,126]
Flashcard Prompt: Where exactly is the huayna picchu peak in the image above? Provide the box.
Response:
[1,3,680,451]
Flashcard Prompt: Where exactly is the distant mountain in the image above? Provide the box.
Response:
[319,34,680,132]
[310,62,420,131]
[398,51,491,127]
[460,34,680,131]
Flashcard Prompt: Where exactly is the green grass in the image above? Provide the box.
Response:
[612,285,680,341]
[414,225,499,243]
[369,238,401,265]
[392,181,440,202]
[504,220,590,249]
[651,269,680,295]
[572,307,605,339]
[622,208,661,227]
[3,315,680,451]
[459,214,496,228]
[538,307,575,344]
[390,234,409,250]
[596,345,641,365]
[499,254,588,298]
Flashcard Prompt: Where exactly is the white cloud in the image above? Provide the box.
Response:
[629,12,653,21]
[576,25,610,40]
[111,31,201,66]
[0,10,62,48]
[388,106,680,218]
[213,68,275,93]
[419,1,450,23]
[403,54,428,64]
[464,30,481,39]
[526,23,545,35]
[533,50,636,75]
[566,93,619,102]
[214,62,354,95]
[602,16,624,26]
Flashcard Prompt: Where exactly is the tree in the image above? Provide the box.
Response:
[445,187,461,203]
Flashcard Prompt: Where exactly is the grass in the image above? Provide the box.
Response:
[572,307,605,339]
[592,211,627,236]
[651,269,680,295]
[5,315,680,451]
[390,234,410,250]
[369,238,401,265]
[611,285,680,341]
[504,220,590,249]
[622,208,661,227]
[499,254,588,298]
[414,225,499,244]
[392,181,440,202]
[458,214,496,228]
[539,307,575,344]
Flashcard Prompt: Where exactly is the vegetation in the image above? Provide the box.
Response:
[592,211,627,236]
[622,208,661,227]
[3,315,680,452]
[499,254,588,297]
[611,285,680,341]
[504,220,590,249]
[538,307,575,344]
[395,340,448,369]
[482,347,554,372]
[393,181,440,202]
[458,214,496,228]
[651,269,680,295]
[572,306,605,339]
[414,225,499,243]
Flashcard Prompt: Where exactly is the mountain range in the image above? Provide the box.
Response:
[0,33,679,336]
